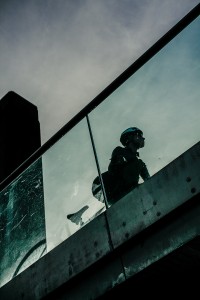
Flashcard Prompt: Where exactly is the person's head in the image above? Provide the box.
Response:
[120,127,145,149]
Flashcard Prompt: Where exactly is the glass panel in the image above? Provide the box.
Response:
[42,118,105,252]
[0,117,105,287]
[0,158,46,287]
[89,17,200,205]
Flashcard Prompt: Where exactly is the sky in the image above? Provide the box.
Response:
[0,0,199,144]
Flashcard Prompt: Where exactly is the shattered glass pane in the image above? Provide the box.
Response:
[0,158,46,287]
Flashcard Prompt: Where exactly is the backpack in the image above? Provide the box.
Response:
[92,171,113,203]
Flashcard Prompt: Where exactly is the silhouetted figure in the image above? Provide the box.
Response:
[68,127,150,226]
[92,127,150,206]
[107,127,150,204]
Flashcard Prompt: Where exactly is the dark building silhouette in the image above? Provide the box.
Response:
[0,91,41,182]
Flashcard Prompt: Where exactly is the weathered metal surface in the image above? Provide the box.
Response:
[121,193,200,279]
[107,142,200,248]
[0,213,112,300]
[46,255,125,300]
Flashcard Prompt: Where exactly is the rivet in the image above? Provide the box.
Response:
[186,177,191,182]
[143,211,147,215]
[153,200,157,205]
[94,241,98,247]
[157,212,161,217]
[125,232,130,239]
[122,221,126,227]
[191,188,196,194]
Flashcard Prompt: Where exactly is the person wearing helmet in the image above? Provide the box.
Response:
[107,127,150,205]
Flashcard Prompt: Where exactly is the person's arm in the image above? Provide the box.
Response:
[140,160,150,181]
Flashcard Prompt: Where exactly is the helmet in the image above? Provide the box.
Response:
[120,127,143,146]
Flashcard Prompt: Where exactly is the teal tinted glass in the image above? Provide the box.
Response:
[0,158,46,287]
[42,118,105,252]
[89,16,200,202]
[0,117,106,287]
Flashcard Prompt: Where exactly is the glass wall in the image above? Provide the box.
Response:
[42,118,105,252]
[0,118,105,287]
[0,158,46,287]
[89,16,200,203]
[0,14,199,288]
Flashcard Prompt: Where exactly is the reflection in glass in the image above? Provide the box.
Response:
[0,158,46,287]
[89,16,200,202]
[42,118,105,252]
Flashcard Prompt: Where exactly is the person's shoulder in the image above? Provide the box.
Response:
[113,146,124,151]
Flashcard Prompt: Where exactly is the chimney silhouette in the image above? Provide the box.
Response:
[0,91,41,182]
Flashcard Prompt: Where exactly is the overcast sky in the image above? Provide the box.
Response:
[0,0,199,144]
